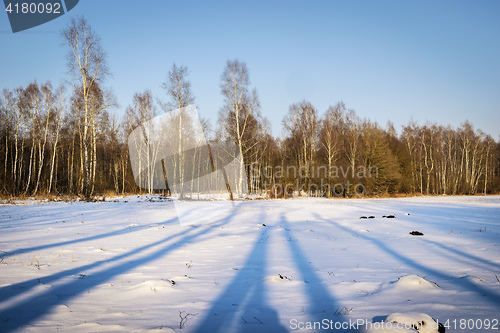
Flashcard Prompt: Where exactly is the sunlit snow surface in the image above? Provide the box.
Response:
[1,196,499,332]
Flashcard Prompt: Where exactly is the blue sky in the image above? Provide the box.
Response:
[1,0,499,139]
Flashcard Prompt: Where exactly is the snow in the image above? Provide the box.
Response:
[384,312,441,333]
[391,275,440,291]
[1,195,499,332]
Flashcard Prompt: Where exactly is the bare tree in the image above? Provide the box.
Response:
[160,63,195,198]
[218,59,260,196]
[62,16,109,197]
[125,91,159,194]
[22,82,42,195]
[421,125,435,195]
[0,89,14,192]
[318,103,344,196]
[32,83,54,195]
[343,109,360,190]
[161,63,195,112]
[283,100,317,195]
[48,87,66,193]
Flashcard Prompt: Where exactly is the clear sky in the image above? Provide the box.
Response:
[1,0,499,140]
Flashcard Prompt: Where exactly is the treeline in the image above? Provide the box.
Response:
[227,96,499,197]
[1,17,499,198]
[0,81,127,196]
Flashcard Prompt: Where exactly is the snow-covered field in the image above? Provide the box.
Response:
[1,196,499,333]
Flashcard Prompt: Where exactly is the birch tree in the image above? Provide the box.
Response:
[62,16,109,197]
[318,103,344,195]
[218,59,260,196]
[160,63,195,198]
[48,87,66,193]
[282,101,317,195]
[22,82,42,195]
[0,89,14,192]
[125,91,158,194]
[32,83,54,195]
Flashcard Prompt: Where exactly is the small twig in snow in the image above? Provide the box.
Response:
[179,311,198,329]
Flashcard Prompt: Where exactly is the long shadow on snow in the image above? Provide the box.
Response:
[193,208,287,333]
[0,202,135,228]
[352,200,500,272]
[420,237,500,272]
[1,223,161,257]
[312,212,500,308]
[0,217,180,300]
[279,213,357,332]
[193,208,359,333]
[0,209,241,332]
[384,203,500,229]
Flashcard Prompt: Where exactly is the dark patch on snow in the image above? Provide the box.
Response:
[145,196,173,202]
[382,214,396,218]
[430,319,447,333]
[410,231,424,236]
[162,278,176,285]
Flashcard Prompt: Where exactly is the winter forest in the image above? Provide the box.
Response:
[1,17,499,199]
